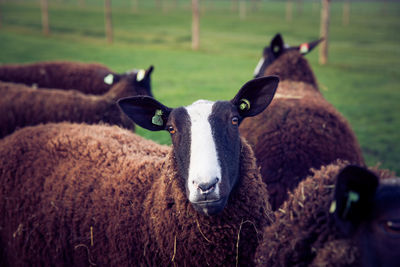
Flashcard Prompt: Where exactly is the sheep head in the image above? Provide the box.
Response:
[253,33,323,78]
[332,165,400,267]
[118,76,279,216]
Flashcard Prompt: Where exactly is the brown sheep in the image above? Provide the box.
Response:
[240,34,364,210]
[0,66,153,138]
[0,61,134,95]
[0,76,279,266]
[253,33,322,88]
[254,161,399,267]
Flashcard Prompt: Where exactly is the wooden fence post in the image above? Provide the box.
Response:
[286,0,293,22]
[342,0,350,26]
[192,0,199,50]
[40,0,50,36]
[231,0,238,12]
[319,0,330,65]
[105,0,113,44]
[239,0,246,20]
[132,0,138,13]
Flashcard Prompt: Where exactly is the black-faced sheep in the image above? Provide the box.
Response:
[253,33,322,88]
[0,76,279,266]
[0,61,138,95]
[240,34,364,210]
[254,161,400,267]
[0,66,153,138]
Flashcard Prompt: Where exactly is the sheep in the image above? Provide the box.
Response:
[253,33,322,88]
[0,66,153,138]
[254,160,400,266]
[0,76,279,266]
[240,34,364,210]
[0,61,136,95]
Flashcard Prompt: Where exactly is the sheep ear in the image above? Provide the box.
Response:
[117,96,171,131]
[332,165,379,236]
[129,65,155,97]
[231,76,279,120]
[104,73,121,85]
[270,33,284,57]
[296,38,324,55]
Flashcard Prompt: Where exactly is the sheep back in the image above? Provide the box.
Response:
[0,123,169,266]
[240,81,364,210]
[0,61,115,95]
[0,81,135,138]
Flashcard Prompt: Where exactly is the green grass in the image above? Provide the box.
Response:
[0,0,399,174]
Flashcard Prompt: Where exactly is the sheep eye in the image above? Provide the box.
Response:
[167,126,176,134]
[231,116,239,125]
[383,220,400,234]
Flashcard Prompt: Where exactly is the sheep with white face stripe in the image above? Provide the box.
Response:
[118,76,279,217]
[0,76,278,266]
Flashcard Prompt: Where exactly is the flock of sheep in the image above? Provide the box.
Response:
[0,33,399,266]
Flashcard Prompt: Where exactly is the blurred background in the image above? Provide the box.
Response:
[0,0,399,173]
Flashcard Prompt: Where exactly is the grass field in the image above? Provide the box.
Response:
[0,0,399,174]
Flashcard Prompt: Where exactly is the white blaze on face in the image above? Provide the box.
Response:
[185,100,221,202]
[253,57,265,76]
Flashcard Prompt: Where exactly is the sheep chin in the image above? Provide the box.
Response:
[191,197,228,216]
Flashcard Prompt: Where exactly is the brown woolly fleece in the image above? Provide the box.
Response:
[0,123,273,266]
[0,61,118,95]
[264,49,319,89]
[254,161,393,267]
[240,80,364,209]
[0,73,150,138]
[240,81,364,210]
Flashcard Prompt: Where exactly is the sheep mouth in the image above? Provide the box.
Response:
[191,197,228,216]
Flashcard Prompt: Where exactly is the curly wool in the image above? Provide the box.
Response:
[0,61,117,95]
[254,161,394,267]
[240,80,364,210]
[0,123,273,266]
[0,74,150,138]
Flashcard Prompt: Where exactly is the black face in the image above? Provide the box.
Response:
[166,107,192,191]
[117,75,279,216]
[165,100,242,216]
[358,180,400,267]
[117,66,154,97]
[208,101,241,209]
[333,166,400,267]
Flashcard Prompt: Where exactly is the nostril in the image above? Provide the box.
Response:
[197,178,219,194]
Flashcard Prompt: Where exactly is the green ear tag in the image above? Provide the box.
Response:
[347,191,360,206]
[239,99,251,111]
[104,74,114,85]
[342,191,360,218]
[152,109,164,126]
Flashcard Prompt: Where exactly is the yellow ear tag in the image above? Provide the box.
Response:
[136,69,146,82]
[329,200,337,213]
[239,99,251,111]
[104,74,114,85]
[152,109,164,126]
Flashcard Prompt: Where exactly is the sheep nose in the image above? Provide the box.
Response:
[197,178,219,195]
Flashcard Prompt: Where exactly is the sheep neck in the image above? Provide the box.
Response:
[143,138,273,266]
